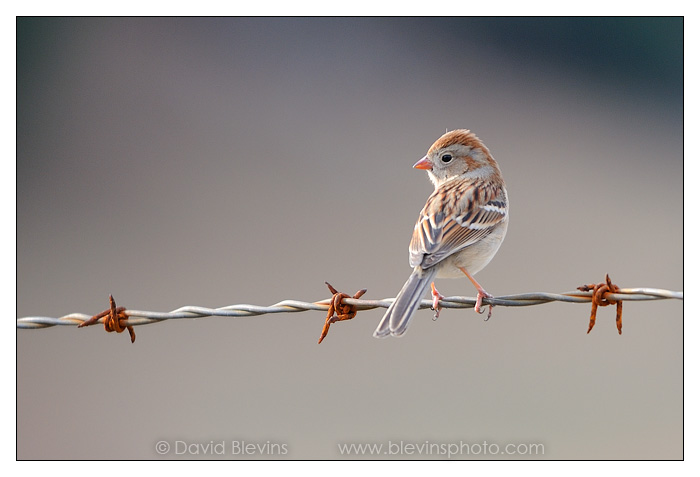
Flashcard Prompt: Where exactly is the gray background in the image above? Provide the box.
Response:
[17,18,682,459]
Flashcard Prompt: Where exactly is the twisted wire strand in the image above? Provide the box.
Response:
[16,288,683,330]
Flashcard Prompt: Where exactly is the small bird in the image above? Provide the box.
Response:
[374,129,509,338]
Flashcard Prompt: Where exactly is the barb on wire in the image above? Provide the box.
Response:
[77,294,135,343]
[318,282,367,344]
[578,274,623,335]
[17,275,683,343]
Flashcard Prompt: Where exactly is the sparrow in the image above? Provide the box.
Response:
[374,129,509,338]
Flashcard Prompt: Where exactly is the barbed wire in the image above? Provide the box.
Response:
[17,284,683,337]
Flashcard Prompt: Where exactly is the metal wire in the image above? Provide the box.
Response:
[16,287,683,330]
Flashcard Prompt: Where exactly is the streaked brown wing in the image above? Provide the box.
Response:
[409,179,507,269]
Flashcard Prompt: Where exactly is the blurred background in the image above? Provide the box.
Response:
[17,17,682,460]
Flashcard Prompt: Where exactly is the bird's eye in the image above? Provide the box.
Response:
[441,153,453,163]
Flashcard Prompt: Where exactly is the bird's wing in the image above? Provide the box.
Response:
[409,178,508,269]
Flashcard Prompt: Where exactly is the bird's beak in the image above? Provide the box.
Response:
[413,156,432,170]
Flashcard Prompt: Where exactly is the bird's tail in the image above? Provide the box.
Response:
[373,267,437,338]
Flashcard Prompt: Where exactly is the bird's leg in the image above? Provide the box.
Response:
[458,267,493,319]
[430,282,444,319]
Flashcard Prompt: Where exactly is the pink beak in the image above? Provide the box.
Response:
[413,156,432,170]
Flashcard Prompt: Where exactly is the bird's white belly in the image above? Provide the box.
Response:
[434,218,508,278]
